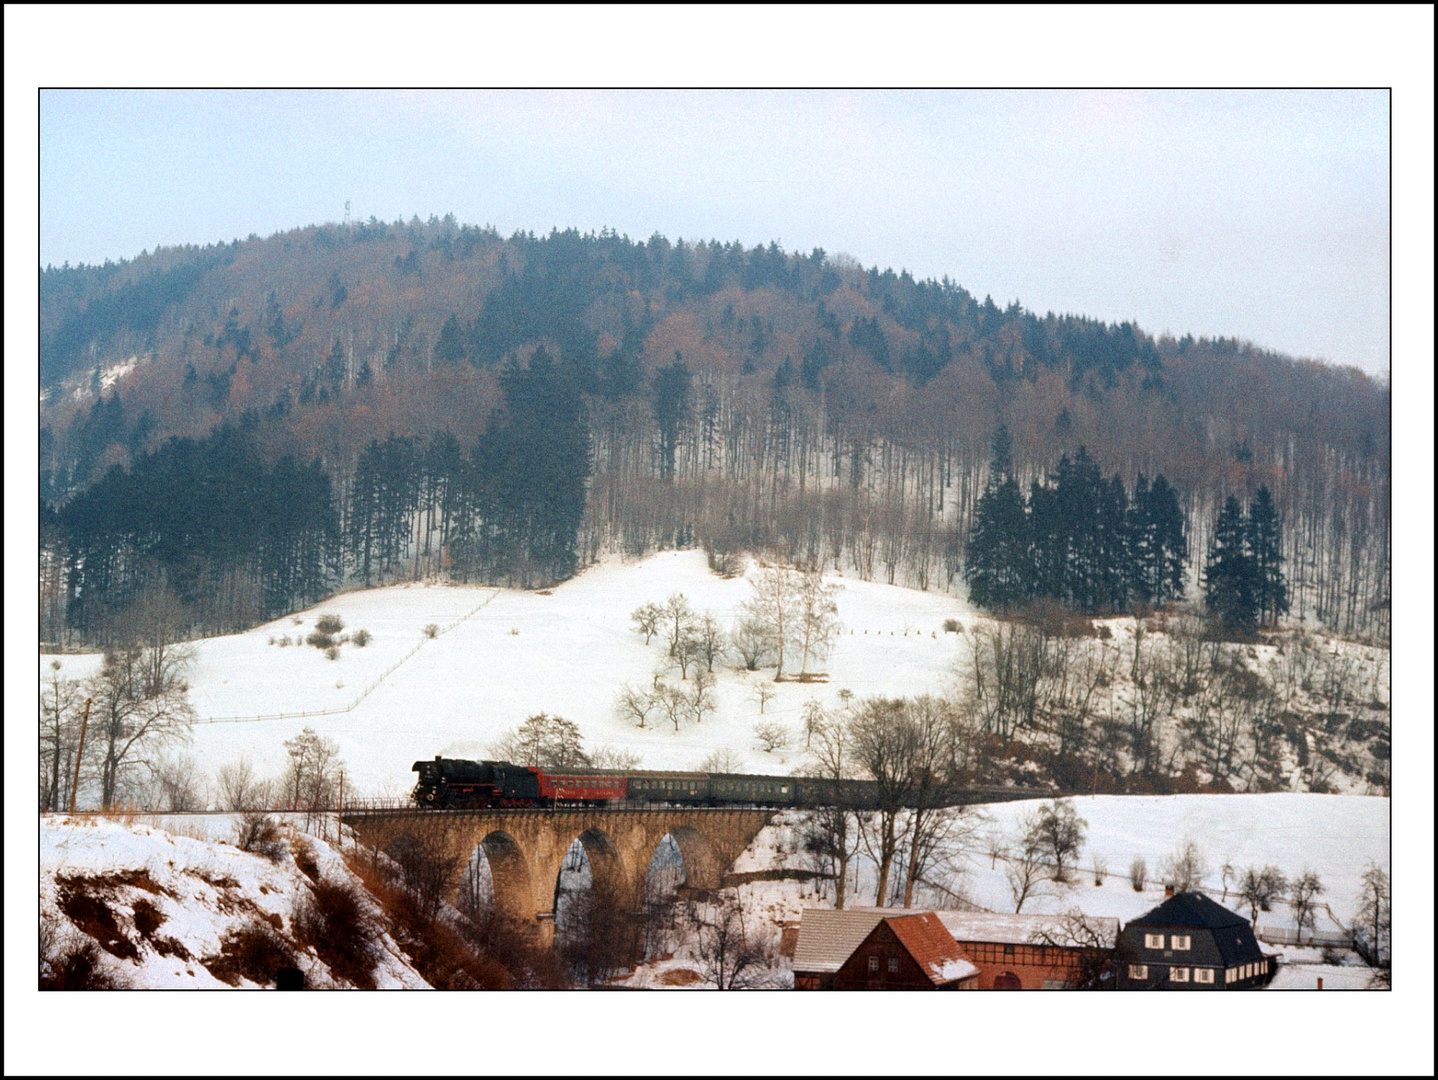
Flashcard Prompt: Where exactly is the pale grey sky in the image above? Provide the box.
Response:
[41,89,1388,376]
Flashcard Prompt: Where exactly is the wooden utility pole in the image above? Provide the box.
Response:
[70,698,91,812]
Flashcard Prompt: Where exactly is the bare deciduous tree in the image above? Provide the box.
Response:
[85,645,196,809]
[700,747,745,773]
[1129,855,1147,891]
[614,683,656,729]
[1022,799,1088,883]
[686,670,717,724]
[1350,862,1389,976]
[742,566,801,680]
[148,753,209,811]
[630,601,662,645]
[752,681,777,714]
[216,757,272,811]
[801,713,863,909]
[1160,840,1211,894]
[661,592,697,659]
[492,713,591,768]
[1237,865,1288,926]
[730,617,773,671]
[794,571,843,677]
[752,719,791,754]
[1289,870,1324,944]
[39,661,82,811]
[694,612,727,673]
[848,697,920,906]
[1027,911,1114,988]
[685,894,776,989]
[281,727,345,825]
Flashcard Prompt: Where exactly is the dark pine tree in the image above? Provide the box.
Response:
[1246,485,1288,627]
[1204,495,1258,631]
[652,353,692,481]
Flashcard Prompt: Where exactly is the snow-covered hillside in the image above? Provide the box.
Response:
[40,550,1389,800]
[43,551,983,793]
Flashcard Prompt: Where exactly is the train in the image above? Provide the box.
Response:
[410,756,1041,810]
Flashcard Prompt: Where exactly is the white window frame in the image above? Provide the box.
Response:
[1144,933,1165,949]
[1169,966,1190,982]
[1194,967,1215,984]
[1170,934,1192,951]
[1128,964,1148,980]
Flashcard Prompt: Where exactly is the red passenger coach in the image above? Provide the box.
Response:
[533,768,629,804]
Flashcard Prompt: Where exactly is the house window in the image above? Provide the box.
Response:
[1171,934,1191,950]
[868,956,879,973]
[1169,966,1190,982]
[1144,933,1165,949]
[888,957,900,973]
[1128,964,1149,979]
[1003,944,1015,956]
[1194,968,1215,984]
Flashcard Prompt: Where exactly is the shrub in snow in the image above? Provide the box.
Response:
[306,630,334,649]
[293,879,378,989]
[234,813,286,862]
[424,623,439,639]
[324,646,340,661]
[943,618,962,633]
[268,635,276,645]
[39,920,128,990]
[1129,856,1147,891]
[277,635,290,647]
[208,918,296,987]
[351,628,371,647]
[1092,856,1107,886]
[753,719,791,753]
[315,613,344,635]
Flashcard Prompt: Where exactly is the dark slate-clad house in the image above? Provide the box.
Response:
[1117,892,1275,989]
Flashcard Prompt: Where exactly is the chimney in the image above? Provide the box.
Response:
[1316,977,1323,990]
[1164,885,1175,898]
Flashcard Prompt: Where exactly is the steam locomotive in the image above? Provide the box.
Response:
[411,756,878,810]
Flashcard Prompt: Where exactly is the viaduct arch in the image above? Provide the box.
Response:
[342,808,775,947]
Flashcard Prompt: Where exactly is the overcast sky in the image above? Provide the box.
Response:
[40,89,1388,376]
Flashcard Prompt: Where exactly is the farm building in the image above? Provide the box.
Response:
[934,911,1119,989]
[792,909,978,990]
[1115,892,1276,989]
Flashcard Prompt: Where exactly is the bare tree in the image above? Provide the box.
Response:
[694,612,727,673]
[848,697,920,906]
[39,661,82,811]
[630,601,663,645]
[614,683,656,729]
[742,566,801,679]
[1350,862,1390,975]
[685,894,776,989]
[387,828,465,922]
[801,698,826,750]
[280,727,345,823]
[216,757,273,811]
[1023,799,1088,883]
[963,620,1047,741]
[590,745,644,770]
[148,753,209,811]
[1237,865,1288,926]
[794,571,843,677]
[1027,911,1114,988]
[752,719,791,754]
[661,593,697,659]
[686,670,718,724]
[651,684,689,734]
[730,617,773,671]
[1005,842,1049,914]
[801,713,863,909]
[896,695,972,907]
[1160,840,1211,894]
[85,645,195,808]
[672,627,703,679]
[1288,870,1324,945]
[492,713,591,768]
[752,682,777,714]
[700,747,745,773]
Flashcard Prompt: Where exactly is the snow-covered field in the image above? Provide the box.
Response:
[43,550,984,793]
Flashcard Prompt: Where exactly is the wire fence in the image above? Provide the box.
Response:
[189,590,499,725]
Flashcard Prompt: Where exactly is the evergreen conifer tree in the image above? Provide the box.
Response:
[1246,485,1288,626]
[1204,495,1258,630]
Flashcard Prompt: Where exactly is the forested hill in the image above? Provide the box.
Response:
[38,219,1390,644]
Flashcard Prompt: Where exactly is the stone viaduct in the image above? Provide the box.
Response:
[342,807,775,947]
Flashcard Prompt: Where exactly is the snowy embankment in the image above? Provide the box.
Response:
[40,814,428,989]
